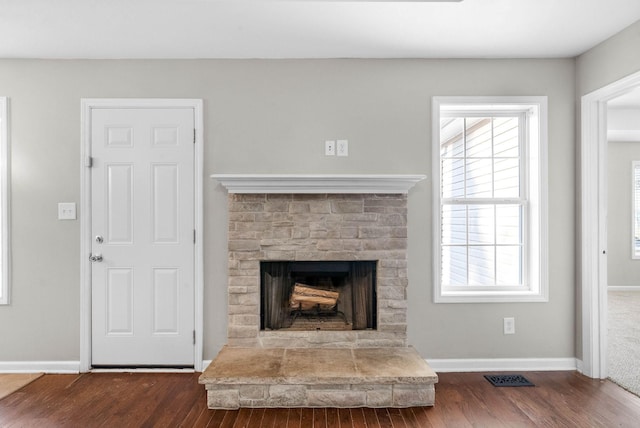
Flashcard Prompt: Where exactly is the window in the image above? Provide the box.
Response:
[633,161,640,259]
[0,97,8,305]
[433,96,548,302]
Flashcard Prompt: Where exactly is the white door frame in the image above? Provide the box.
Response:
[80,99,204,372]
[580,70,640,379]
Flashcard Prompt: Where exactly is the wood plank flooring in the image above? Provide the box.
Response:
[1,371,639,427]
[0,373,43,400]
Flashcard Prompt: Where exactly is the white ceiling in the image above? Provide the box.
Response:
[1,0,639,59]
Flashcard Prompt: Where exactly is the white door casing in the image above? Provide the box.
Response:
[80,99,203,371]
[580,70,640,379]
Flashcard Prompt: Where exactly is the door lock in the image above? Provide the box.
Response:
[89,254,103,262]
[95,235,104,244]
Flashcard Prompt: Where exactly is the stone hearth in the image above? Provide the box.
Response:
[201,174,436,409]
[199,346,437,409]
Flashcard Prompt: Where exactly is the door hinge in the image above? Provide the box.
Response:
[85,156,93,168]
[193,229,196,244]
[193,330,196,345]
[193,129,196,144]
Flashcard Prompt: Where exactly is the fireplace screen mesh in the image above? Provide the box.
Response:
[260,261,376,331]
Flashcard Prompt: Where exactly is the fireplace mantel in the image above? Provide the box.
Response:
[210,174,426,194]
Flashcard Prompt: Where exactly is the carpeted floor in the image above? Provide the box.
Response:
[0,373,43,400]
[608,290,640,397]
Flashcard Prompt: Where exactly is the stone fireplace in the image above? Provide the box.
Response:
[200,175,437,409]
[226,190,411,348]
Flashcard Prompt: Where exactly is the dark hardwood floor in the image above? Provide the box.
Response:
[1,371,639,427]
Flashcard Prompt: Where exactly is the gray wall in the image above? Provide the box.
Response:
[0,59,575,363]
[576,20,640,96]
[608,141,640,286]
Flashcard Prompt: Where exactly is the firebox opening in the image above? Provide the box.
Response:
[260,261,377,331]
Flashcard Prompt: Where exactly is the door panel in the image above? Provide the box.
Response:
[152,164,179,243]
[91,107,195,367]
[153,268,180,334]
[107,164,134,244]
[106,268,134,334]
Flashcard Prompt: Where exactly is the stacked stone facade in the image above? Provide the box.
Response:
[226,193,409,348]
[206,382,434,409]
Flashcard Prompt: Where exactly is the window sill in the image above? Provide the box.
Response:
[435,290,549,303]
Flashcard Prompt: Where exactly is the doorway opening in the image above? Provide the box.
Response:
[581,70,640,379]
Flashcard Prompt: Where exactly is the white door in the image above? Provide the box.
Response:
[90,107,195,367]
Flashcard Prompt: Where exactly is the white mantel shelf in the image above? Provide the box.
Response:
[210,174,427,194]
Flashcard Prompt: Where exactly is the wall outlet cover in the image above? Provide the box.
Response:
[503,317,515,335]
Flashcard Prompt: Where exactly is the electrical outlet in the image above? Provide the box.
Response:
[337,139,349,157]
[503,317,515,335]
[325,140,336,156]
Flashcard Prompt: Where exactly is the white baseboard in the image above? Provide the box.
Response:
[608,285,640,291]
[91,368,195,374]
[0,361,80,373]
[0,360,215,374]
[0,358,577,375]
[426,358,578,373]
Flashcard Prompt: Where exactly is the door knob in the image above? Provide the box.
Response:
[89,254,103,262]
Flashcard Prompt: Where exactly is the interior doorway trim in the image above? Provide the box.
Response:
[79,99,204,372]
[580,70,640,379]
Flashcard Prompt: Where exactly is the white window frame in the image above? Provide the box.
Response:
[632,161,640,259]
[433,96,548,303]
[0,97,9,305]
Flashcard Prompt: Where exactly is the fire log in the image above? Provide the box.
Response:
[290,283,339,311]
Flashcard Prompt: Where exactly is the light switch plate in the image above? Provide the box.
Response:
[58,202,77,220]
[325,140,336,156]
